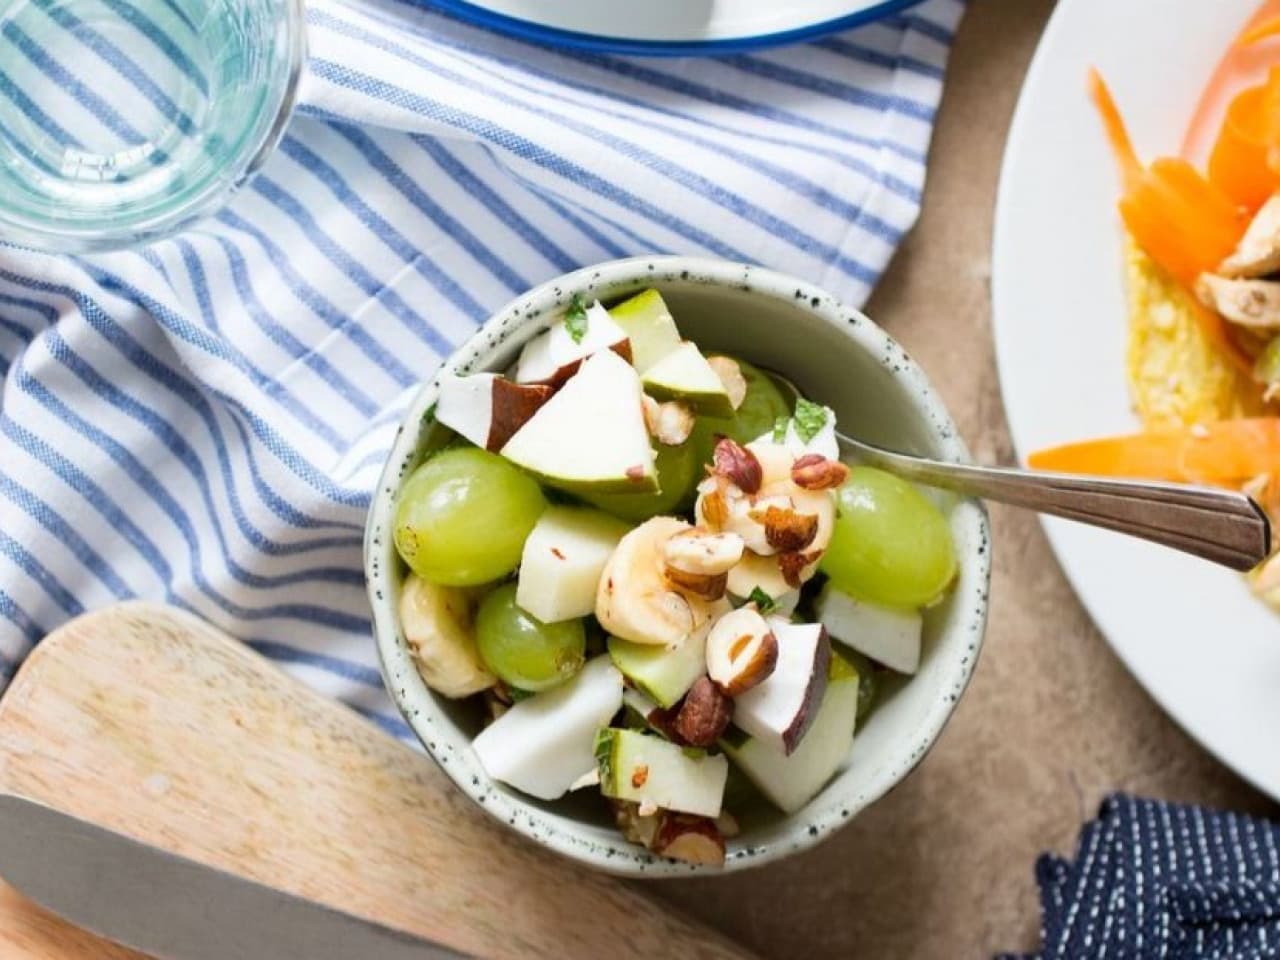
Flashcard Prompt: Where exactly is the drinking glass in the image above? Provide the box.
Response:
[0,0,304,251]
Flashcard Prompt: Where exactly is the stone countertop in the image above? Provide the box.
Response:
[652,2,1279,956]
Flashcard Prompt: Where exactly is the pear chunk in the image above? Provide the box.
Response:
[516,507,630,623]
[501,350,657,494]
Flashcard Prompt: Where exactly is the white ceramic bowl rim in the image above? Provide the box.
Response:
[365,255,991,876]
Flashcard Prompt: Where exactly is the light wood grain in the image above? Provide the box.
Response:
[0,602,750,960]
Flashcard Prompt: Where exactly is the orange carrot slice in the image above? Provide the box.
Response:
[1183,0,1280,162]
[1242,15,1280,45]
[1208,79,1280,210]
[1028,419,1280,483]
[1088,68,1142,190]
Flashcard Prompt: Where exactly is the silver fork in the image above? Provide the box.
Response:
[768,378,1271,571]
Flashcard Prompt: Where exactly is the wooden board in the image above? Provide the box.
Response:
[0,603,749,960]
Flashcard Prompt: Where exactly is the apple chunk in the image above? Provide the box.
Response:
[723,652,859,813]
[607,288,682,373]
[472,655,623,801]
[815,582,922,675]
[595,728,727,818]
[731,618,830,756]
[434,373,553,452]
[501,349,658,494]
[641,341,734,418]
[516,300,631,386]
[516,506,630,623]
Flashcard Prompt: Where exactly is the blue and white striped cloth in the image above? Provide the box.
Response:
[1001,795,1280,960]
[0,0,963,735]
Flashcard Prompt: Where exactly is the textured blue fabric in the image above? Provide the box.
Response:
[0,0,962,734]
[1002,795,1280,960]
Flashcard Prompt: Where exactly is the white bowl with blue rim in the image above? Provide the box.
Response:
[365,255,990,875]
[411,0,930,55]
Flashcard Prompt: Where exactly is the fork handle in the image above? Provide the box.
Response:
[851,447,1271,572]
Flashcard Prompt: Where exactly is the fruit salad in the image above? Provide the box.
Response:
[392,289,958,866]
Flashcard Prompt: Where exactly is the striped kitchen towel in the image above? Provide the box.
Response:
[1001,795,1280,960]
[0,0,963,735]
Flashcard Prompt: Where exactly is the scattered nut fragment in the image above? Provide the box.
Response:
[672,676,734,746]
[664,529,744,575]
[715,810,741,839]
[664,567,728,601]
[707,355,748,411]
[779,549,824,588]
[652,400,695,446]
[638,799,659,817]
[610,800,660,848]
[712,437,763,494]
[726,493,792,556]
[706,606,779,696]
[631,765,650,788]
[752,503,820,553]
[651,814,726,866]
[612,801,729,866]
[696,474,733,529]
[641,394,662,434]
[791,453,850,490]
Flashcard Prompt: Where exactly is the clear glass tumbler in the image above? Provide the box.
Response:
[0,0,304,251]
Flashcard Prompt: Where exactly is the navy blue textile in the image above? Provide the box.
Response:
[1000,795,1280,960]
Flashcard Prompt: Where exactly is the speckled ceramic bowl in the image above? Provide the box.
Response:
[366,256,990,876]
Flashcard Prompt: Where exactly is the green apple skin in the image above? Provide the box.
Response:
[578,439,700,522]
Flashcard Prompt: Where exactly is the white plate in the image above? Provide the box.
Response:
[417,0,926,54]
[992,0,1280,800]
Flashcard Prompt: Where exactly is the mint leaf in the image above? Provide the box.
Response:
[792,398,828,443]
[564,293,589,344]
[508,686,535,703]
[747,587,777,614]
[772,416,790,444]
[423,402,437,423]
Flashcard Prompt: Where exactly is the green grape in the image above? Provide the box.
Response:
[394,447,547,586]
[820,466,957,609]
[579,439,701,521]
[475,583,586,692]
[693,357,792,462]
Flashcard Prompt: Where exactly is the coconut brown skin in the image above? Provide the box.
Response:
[780,626,832,755]
[485,379,555,450]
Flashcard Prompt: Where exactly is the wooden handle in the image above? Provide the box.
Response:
[0,603,750,960]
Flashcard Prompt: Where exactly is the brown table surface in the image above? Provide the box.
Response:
[651,2,1280,957]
